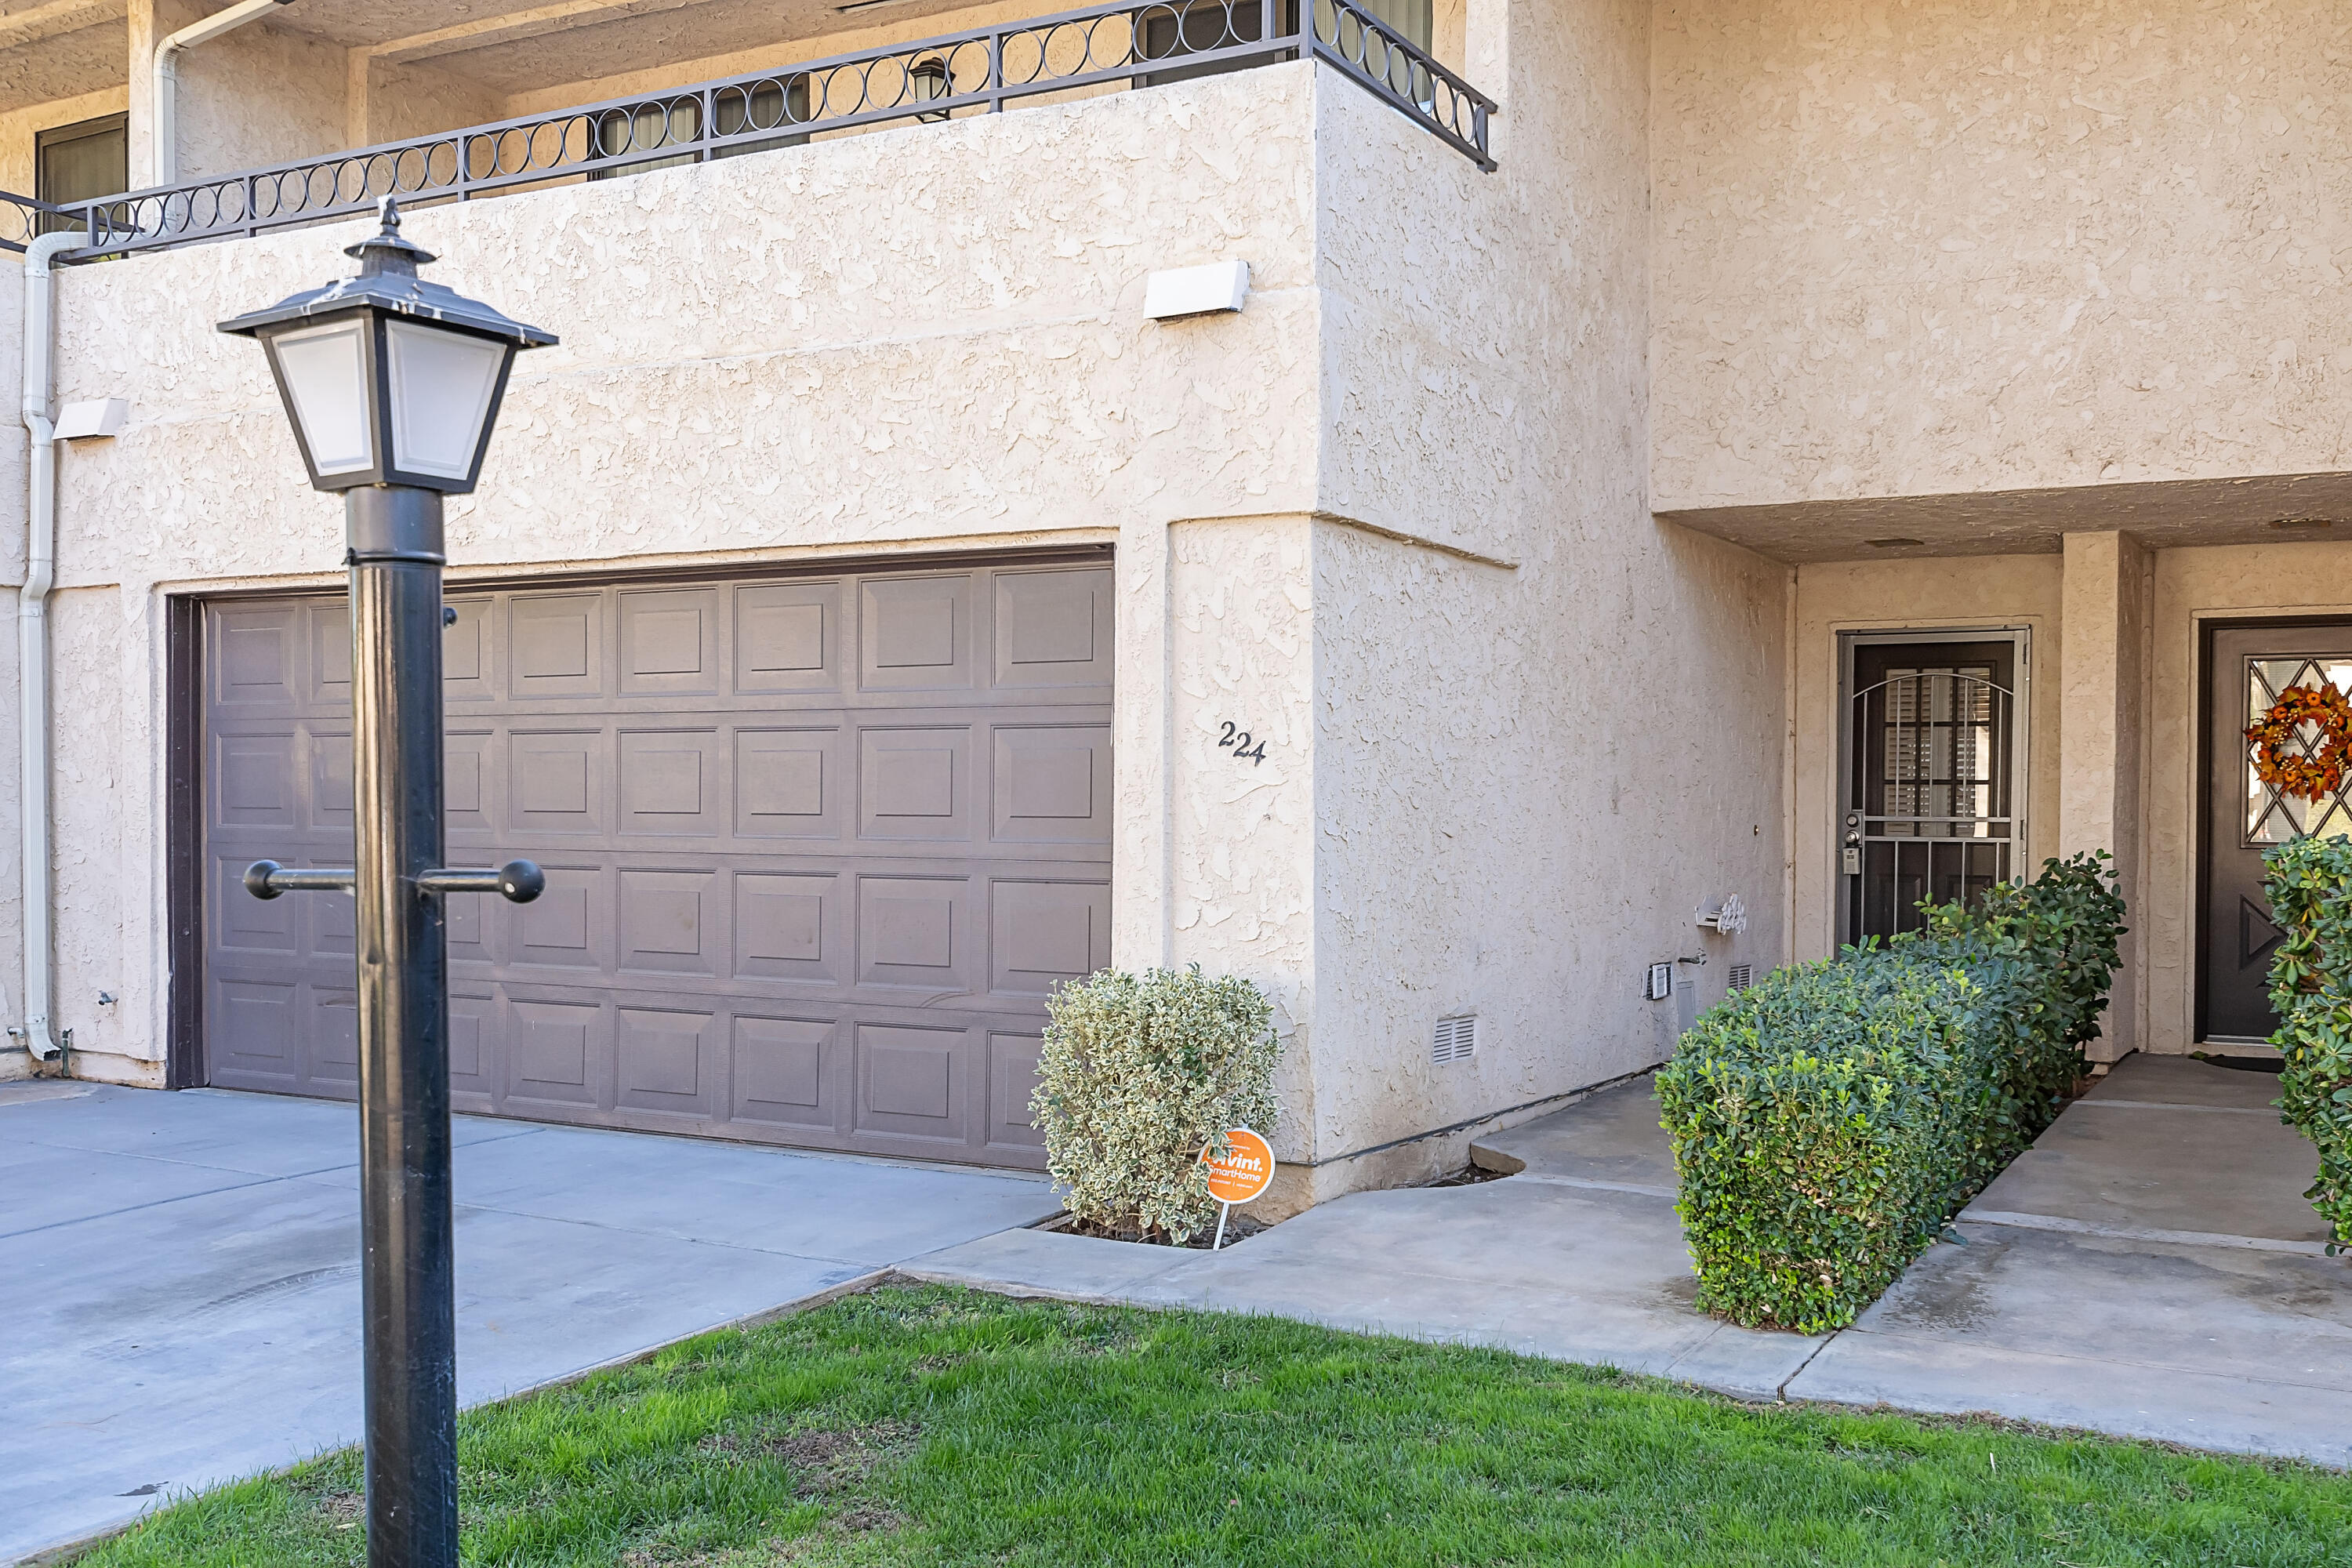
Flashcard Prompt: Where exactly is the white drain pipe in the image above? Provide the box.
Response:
[16,231,78,1066]
[153,0,296,187]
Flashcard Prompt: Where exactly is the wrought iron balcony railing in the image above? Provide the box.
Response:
[5,0,1492,263]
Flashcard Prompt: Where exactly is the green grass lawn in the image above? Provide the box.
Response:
[75,1286,2348,1567]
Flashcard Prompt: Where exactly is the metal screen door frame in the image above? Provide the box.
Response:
[1836,627,2031,946]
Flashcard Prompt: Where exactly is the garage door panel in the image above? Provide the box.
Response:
[619,587,720,698]
[736,582,842,695]
[619,728,724,835]
[992,567,1113,691]
[510,729,608,835]
[213,605,300,708]
[511,592,607,699]
[855,1021,967,1144]
[444,599,493,702]
[204,557,1105,1169]
[216,857,299,953]
[210,978,300,1087]
[506,996,608,1110]
[990,879,1109,996]
[858,725,971,842]
[616,869,720,978]
[991,724,1112,845]
[309,730,354,831]
[449,990,497,1101]
[309,989,360,1087]
[445,731,495,834]
[735,727,843,840]
[445,884,488,961]
[857,875,975,994]
[216,731,299,829]
[510,866,609,971]
[860,575,973,693]
[735,870,841,983]
[615,1005,719,1116]
[731,1013,839,1131]
[986,1031,1047,1152]
[309,604,352,706]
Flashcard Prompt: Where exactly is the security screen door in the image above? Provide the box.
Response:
[1839,633,2026,944]
[198,556,1113,1171]
[2201,621,2352,1044]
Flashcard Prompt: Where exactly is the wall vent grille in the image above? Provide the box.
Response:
[1727,963,1755,993]
[1432,1014,1477,1065]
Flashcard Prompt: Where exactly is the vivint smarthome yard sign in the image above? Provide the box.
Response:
[1199,1128,1274,1250]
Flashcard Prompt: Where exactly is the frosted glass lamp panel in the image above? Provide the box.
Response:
[272,321,372,475]
[385,318,505,481]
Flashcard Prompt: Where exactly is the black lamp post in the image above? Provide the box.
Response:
[219,197,555,1568]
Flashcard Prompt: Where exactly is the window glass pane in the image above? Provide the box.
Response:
[2244,655,2352,845]
[36,117,126,208]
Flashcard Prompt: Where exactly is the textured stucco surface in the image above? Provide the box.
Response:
[1791,554,2064,963]
[1653,0,2352,517]
[21,68,1317,1087]
[1301,0,1790,1191]
[2056,531,2151,1058]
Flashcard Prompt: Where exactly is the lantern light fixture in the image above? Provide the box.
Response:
[219,201,554,495]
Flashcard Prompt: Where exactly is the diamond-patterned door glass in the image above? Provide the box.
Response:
[1876,666,1998,839]
[2243,656,2352,846]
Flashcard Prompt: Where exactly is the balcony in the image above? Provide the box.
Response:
[0,0,1493,262]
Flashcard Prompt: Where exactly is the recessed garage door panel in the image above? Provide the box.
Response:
[201,558,1112,1168]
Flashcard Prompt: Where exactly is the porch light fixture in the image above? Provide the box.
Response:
[222,203,552,492]
[909,55,952,120]
[218,197,554,1568]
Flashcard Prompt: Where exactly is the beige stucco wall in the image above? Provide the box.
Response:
[2143,539,2352,1056]
[1653,0,2352,516]
[1791,554,2064,962]
[24,65,1316,1090]
[1285,0,1791,1198]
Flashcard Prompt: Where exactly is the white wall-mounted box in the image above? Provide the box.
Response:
[56,398,129,441]
[1144,260,1250,320]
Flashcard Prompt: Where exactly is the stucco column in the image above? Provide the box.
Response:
[2059,530,2151,1061]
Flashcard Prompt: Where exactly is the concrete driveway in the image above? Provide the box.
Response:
[0,1081,1059,1565]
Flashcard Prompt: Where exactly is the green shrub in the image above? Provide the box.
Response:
[1030,965,1279,1243]
[2260,835,2352,1250]
[1658,853,2125,1334]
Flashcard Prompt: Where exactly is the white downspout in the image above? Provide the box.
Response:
[151,0,296,187]
[16,231,77,1065]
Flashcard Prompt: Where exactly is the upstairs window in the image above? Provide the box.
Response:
[37,113,127,230]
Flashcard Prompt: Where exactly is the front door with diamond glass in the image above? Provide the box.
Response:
[2201,622,2352,1042]
[1841,636,2024,942]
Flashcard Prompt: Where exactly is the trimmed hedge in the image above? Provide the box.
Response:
[1657,853,2125,1333]
[2261,835,2352,1251]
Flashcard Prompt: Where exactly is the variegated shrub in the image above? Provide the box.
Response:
[1031,966,1279,1243]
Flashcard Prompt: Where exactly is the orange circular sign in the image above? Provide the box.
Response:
[1199,1127,1276,1205]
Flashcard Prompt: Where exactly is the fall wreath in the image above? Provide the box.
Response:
[2247,683,2352,802]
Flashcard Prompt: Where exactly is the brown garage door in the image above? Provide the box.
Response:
[199,553,1112,1170]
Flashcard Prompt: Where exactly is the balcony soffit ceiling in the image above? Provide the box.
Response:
[266,0,980,98]
[0,0,124,118]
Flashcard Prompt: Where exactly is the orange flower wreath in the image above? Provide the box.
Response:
[2247,683,2352,803]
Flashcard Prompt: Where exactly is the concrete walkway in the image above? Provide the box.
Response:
[905,1054,2352,1467]
[0,1082,1059,1565]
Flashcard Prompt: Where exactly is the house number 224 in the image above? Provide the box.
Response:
[1217,721,1268,764]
